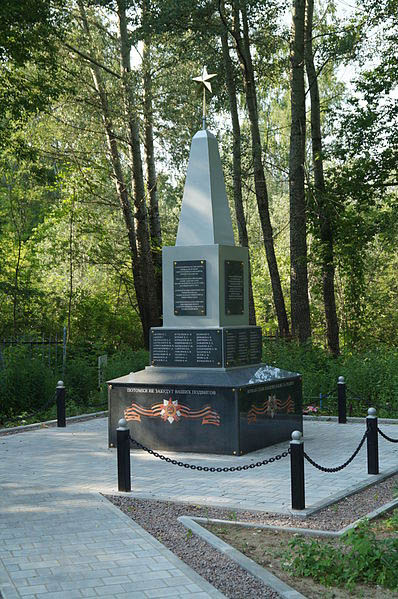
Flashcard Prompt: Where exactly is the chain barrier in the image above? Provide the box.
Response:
[377,427,398,443]
[128,434,290,472]
[303,429,368,473]
[345,388,368,403]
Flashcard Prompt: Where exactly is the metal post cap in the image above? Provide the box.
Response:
[291,430,303,443]
[368,407,377,417]
[56,380,64,387]
[117,418,128,430]
[338,376,345,384]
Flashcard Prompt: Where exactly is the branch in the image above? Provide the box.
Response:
[218,0,250,77]
[63,41,121,79]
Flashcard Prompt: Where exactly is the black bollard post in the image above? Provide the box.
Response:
[337,376,347,424]
[366,408,379,475]
[290,431,305,510]
[56,380,66,428]
[117,418,131,492]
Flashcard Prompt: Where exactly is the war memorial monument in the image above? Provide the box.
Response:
[108,68,302,455]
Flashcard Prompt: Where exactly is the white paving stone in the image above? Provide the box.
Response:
[1,416,398,598]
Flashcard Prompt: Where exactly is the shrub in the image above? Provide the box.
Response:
[263,340,398,417]
[283,520,398,590]
[0,346,58,423]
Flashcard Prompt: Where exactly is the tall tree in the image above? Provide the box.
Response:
[116,0,161,333]
[75,0,160,346]
[0,0,67,148]
[220,8,256,324]
[305,0,339,354]
[142,28,163,309]
[220,0,290,336]
[289,0,311,343]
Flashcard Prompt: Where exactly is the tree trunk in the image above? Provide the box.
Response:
[117,0,161,341]
[305,0,339,354]
[77,1,150,346]
[289,0,311,343]
[67,194,74,342]
[227,1,290,336]
[142,28,163,313]
[220,18,256,325]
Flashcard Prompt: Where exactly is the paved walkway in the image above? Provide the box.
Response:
[1,417,398,599]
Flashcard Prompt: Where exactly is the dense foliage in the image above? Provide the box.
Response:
[0,0,397,423]
[283,519,398,590]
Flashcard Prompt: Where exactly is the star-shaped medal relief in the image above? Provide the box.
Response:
[192,66,217,93]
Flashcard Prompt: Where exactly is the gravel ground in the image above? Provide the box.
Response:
[106,473,398,599]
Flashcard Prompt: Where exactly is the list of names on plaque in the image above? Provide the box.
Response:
[237,330,249,363]
[224,327,262,367]
[248,328,262,363]
[151,329,222,368]
[174,331,194,364]
[225,261,244,315]
[174,260,206,316]
[196,331,222,366]
[150,331,174,364]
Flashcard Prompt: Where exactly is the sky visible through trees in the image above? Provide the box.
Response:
[0,0,397,356]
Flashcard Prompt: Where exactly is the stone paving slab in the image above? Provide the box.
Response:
[1,416,398,598]
[0,485,225,599]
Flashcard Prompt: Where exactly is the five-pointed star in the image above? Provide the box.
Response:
[192,66,217,93]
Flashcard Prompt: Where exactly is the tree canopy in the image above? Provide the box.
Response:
[0,0,397,353]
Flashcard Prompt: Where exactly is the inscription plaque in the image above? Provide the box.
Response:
[151,329,222,368]
[225,261,244,315]
[174,260,206,316]
[224,327,262,367]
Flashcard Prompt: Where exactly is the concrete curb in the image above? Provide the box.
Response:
[116,465,398,518]
[178,495,398,599]
[189,495,398,539]
[0,410,108,436]
[291,465,398,518]
[303,415,398,425]
[178,515,307,599]
[2,411,397,437]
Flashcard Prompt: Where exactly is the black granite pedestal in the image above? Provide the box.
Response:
[108,364,303,455]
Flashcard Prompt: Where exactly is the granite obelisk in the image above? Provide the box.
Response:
[108,68,302,454]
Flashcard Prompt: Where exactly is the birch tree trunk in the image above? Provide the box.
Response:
[289,0,311,343]
[220,18,256,325]
[117,0,161,339]
[77,1,157,346]
[224,0,290,336]
[142,32,163,311]
[305,0,339,354]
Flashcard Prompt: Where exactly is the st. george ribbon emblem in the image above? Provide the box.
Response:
[247,394,295,423]
[124,397,221,426]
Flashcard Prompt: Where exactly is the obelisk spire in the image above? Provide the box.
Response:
[192,66,216,130]
[176,68,234,247]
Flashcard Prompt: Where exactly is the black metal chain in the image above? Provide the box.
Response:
[345,387,368,402]
[128,434,290,472]
[322,389,336,399]
[303,429,368,473]
[377,427,398,443]
[304,392,336,401]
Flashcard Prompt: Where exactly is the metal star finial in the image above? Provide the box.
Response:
[192,66,216,129]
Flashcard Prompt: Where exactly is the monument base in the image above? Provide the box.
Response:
[108,364,303,455]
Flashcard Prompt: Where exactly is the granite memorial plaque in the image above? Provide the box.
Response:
[248,328,262,363]
[225,260,244,315]
[224,327,262,367]
[151,328,222,368]
[174,260,206,316]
